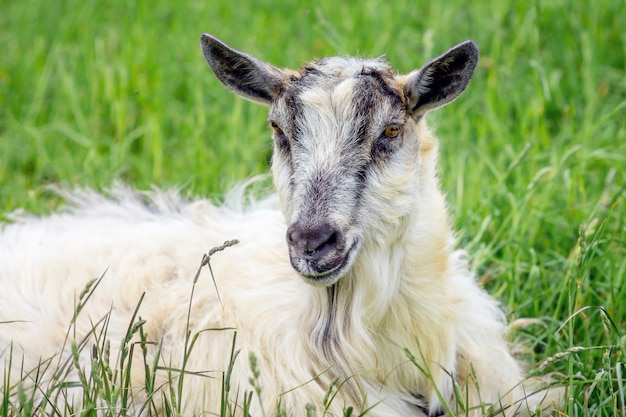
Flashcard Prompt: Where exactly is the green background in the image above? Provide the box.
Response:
[1,0,625,415]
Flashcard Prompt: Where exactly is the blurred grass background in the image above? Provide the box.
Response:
[1,0,625,415]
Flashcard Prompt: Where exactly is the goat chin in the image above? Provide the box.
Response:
[0,34,564,417]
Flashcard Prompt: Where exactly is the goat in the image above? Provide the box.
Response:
[0,34,561,416]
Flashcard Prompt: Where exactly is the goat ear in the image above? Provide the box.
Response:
[200,33,288,106]
[403,41,479,118]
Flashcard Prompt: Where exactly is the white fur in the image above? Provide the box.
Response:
[0,40,562,416]
[0,161,558,416]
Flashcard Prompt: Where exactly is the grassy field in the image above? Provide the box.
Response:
[1,0,625,415]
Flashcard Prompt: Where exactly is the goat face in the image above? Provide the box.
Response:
[269,60,412,285]
[200,34,478,286]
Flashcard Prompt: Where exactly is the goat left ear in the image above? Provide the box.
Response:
[200,33,289,106]
[403,41,479,118]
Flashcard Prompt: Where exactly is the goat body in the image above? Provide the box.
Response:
[0,35,560,416]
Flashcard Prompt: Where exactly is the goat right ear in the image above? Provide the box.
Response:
[403,41,479,118]
[200,34,289,106]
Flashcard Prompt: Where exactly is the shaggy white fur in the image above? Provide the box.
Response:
[0,35,561,416]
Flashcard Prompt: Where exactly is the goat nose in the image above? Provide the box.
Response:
[287,222,338,257]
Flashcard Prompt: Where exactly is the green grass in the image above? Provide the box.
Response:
[1,0,625,415]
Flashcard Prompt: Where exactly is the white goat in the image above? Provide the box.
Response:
[0,34,561,416]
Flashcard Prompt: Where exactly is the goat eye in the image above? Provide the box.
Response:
[383,125,401,139]
[372,124,402,158]
[270,121,284,136]
[270,121,290,151]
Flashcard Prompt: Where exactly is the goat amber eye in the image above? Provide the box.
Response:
[270,121,284,135]
[384,125,401,139]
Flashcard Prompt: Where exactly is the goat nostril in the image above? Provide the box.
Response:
[323,231,338,250]
[287,227,300,245]
[304,231,338,256]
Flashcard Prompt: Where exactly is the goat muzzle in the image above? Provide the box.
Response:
[286,221,356,285]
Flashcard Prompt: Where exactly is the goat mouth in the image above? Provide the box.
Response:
[294,238,361,286]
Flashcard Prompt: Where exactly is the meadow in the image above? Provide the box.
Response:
[1,0,625,415]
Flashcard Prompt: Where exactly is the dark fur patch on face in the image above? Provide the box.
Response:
[358,66,404,104]
[272,69,329,143]
[352,68,404,141]
[350,68,406,166]
[301,168,334,219]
